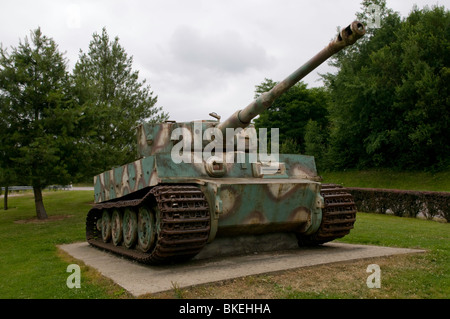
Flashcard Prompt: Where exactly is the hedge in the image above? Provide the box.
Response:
[346,187,450,222]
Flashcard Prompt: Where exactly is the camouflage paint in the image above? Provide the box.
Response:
[93,21,365,243]
[94,140,324,240]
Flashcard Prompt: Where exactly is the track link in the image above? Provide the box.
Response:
[297,184,357,245]
[86,185,210,264]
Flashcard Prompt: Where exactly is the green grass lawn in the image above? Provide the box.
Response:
[155,211,449,299]
[0,191,123,298]
[322,168,450,192]
[337,212,449,298]
[0,169,448,299]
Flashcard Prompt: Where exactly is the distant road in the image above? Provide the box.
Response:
[1,186,94,198]
[70,187,94,191]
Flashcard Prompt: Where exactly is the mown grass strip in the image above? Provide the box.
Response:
[322,169,450,192]
[0,187,448,299]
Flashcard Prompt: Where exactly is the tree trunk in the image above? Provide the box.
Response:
[3,186,8,210]
[33,186,48,220]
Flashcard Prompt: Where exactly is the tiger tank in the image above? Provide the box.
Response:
[86,21,365,264]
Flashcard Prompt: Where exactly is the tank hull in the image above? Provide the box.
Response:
[86,21,365,264]
[87,152,356,264]
[93,152,323,242]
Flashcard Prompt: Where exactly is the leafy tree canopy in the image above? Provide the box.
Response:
[253,78,330,154]
[323,2,449,170]
[72,27,169,178]
[0,28,81,218]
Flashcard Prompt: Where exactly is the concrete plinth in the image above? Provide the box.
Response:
[59,236,425,297]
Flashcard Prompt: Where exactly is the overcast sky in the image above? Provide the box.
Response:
[0,0,446,122]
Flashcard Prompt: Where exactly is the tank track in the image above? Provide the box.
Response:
[86,185,210,264]
[297,183,357,246]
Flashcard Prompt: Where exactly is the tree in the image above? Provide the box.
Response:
[72,28,168,179]
[280,138,301,154]
[0,95,15,210]
[0,156,18,211]
[304,119,329,170]
[323,4,449,170]
[0,28,80,219]
[253,79,330,154]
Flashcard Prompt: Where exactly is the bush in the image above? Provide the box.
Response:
[347,187,450,221]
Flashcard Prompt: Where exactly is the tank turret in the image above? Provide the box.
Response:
[86,21,365,264]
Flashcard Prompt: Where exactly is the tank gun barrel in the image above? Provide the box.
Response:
[217,21,366,134]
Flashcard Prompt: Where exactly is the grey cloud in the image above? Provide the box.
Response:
[169,26,273,74]
[1,0,442,123]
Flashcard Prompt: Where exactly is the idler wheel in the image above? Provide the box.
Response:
[123,208,138,248]
[101,210,112,243]
[137,206,157,252]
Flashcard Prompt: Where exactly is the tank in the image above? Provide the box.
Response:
[86,21,365,264]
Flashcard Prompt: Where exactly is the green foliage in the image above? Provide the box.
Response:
[0,27,172,216]
[72,27,169,178]
[280,138,301,154]
[324,4,450,170]
[0,28,83,217]
[304,119,328,170]
[253,79,330,154]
